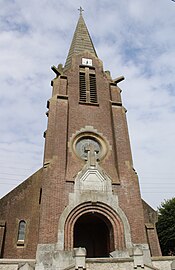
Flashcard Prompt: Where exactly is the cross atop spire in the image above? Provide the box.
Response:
[78,6,84,16]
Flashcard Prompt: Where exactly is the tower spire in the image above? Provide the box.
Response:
[64,9,97,70]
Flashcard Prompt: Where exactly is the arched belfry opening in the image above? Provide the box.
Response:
[73,212,114,258]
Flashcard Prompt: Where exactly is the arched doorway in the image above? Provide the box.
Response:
[73,212,113,258]
[64,202,126,253]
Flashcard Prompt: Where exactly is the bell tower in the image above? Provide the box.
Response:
[36,11,161,270]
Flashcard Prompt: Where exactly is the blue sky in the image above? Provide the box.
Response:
[0,0,175,209]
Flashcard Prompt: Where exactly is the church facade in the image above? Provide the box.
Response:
[0,12,174,270]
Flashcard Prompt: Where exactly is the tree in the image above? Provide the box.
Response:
[156,197,175,256]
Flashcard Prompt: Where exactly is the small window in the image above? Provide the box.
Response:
[39,188,42,204]
[17,220,26,245]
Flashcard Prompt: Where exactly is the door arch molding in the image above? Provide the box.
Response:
[64,201,125,252]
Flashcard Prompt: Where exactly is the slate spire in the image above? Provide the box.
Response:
[64,11,98,70]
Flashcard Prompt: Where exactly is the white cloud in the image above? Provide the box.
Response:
[0,0,175,209]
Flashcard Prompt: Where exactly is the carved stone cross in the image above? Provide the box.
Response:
[84,143,99,166]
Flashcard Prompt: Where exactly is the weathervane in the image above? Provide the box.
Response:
[78,6,84,15]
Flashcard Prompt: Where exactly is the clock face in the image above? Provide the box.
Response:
[75,137,101,160]
[82,58,92,66]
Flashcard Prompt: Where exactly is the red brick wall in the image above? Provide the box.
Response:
[0,169,42,258]
[0,43,162,259]
[39,52,148,246]
[0,51,161,257]
[142,200,162,256]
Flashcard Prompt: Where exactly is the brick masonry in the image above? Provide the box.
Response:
[0,169,42,258]
[0,14,163,268]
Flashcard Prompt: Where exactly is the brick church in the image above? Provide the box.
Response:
[0,10,174,270]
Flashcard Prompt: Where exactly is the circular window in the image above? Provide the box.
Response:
[72,132,108,161]
[75,136,101,160]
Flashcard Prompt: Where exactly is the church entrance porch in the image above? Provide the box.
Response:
[64,201,127,256]
[73,212,112,258]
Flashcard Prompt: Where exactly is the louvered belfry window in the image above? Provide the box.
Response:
[79,67,97,104]
[89,73,97,103]
[79,72,86,102]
